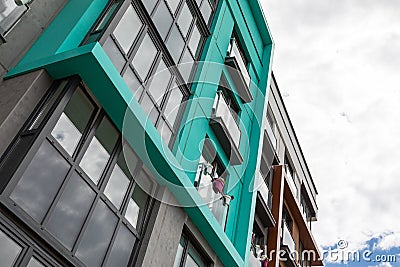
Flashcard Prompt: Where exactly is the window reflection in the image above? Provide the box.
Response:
[113,4,143,53]
[10,141,70,222]
[46,172,96,250]
[0,230,22,267]
[104,151,133,209]
[132,34,158,80]
[164,83,184,127]
[177,3,193,38]
[148,60,172,104]
[80,116,119,184]
[51,88,95,156]
[104,225,136,267]
[27,257,45,267]
[166,25,185,63]
[153,0,173,40]
[76,201,118,267]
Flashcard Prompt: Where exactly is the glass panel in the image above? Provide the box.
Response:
[282,222,296,254]
[51,88,95,156]
[157,119,172,145]
[200,0,212,24]
[46,172,96,250]
[125,172,150,230]
[0,0,27,34]
[27,257,45,267]
[179,49,194,82]
[80,116,119,184]
[166,0,180,14]
[153,0,173,41]
[94,1,120,32]
[0,230,22,267]
[113,4,142,54]
[104,225,136,267]
[212,91,241,147]
[143,0,157,13]
[104,152,132,209]
[186,244,207,267]
[10,141,70,222]
[148,60,171,104]
[164,83,184,127]
[166,25,185,63]
[140,93,159,125]
[29,80,68,131]
[76,201,118,267]
[177,3,193,38]
[103,37,126,73]
[123,67,143,99]
[132,34,158,80]
[173,237,185,267]
[188,25,201,58]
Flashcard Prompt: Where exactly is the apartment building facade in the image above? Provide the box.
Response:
[249,73,323,267]
[0,0,274,266]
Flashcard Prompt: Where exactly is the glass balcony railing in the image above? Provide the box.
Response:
[258,171,273,210]
[228,38,251,89]
[282,221,296,254]
[265,121,277,150]
[212,91,241,148]
[195,163,227,226]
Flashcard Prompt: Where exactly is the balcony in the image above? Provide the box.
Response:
[265,120,277,151]
[210,91,243,165]
[225,38,253,103]
[195,163,227,226]
[281,221,297,267]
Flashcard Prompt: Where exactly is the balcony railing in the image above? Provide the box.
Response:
[225,38,253,103]
[265,120,277,150]
[212,91,240,147]
[195,163,227,226]
[282,221,296,254]
[209,91,243,165]
[258,171,273,211]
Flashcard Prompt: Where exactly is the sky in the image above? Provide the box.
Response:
[260,0,400,266]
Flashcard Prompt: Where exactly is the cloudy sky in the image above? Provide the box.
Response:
[261,0,400,266]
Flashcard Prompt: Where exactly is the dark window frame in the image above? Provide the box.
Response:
[0,1,30,42]
[0,78,158,267]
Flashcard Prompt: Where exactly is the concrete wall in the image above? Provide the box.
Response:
[0,0,67,79]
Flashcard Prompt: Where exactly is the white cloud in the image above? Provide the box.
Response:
[261,0,400,253]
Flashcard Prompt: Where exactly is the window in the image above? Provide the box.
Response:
[84,0,217,147]
[0,0,28,38]
[173,232,210,267]
[284,154,298,198]
[195,139,229,228]
[227,32,251,86]
[0,79,156,267]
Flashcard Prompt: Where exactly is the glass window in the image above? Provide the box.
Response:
[157,119,173,144]
[188,25,201,57]
[140,93,159,125]
[103,37,126,73]
[132,34,158,80]
[80,116,119,184]
[0,229,22,267]
[104,225,136,267]
[177,3,193,38]
[164,84,184,127]
[200,0,212,24]
[148,60,172,104]
[166,25,185,63]
[0,0,27,35]
[76,200,118,267]
[143,0,157,13]
[51,87,95,156]
[10,141,70,222]
[174,234,209,267]
[46,172,96,250]
[123,66,143,99]
[104,151,135,209]
[27,257,45,267]
[113,4,143,54]
[124,171,152,230]
[153,0,173,41]
[166,0,180,14]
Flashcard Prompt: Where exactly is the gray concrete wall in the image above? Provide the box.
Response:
[0,69,52,157]
[0,0,67,79]
[137,187,224,267]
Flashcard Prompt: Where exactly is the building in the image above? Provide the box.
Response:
[0,0,278,267]
[249,73,323,267]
